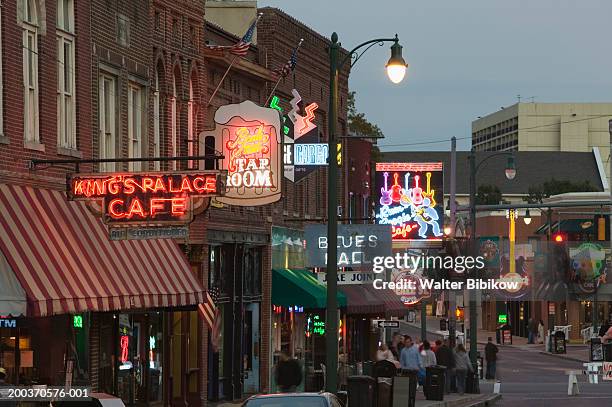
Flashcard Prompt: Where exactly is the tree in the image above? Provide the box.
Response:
[347,91,384,139]
[524,178,598,203]
[476,184,502,205]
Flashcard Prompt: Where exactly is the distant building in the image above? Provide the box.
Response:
[472,103,612,184]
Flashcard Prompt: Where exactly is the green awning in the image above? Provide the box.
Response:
[272,269,346,308]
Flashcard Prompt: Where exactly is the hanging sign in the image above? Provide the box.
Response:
[201,100,282,205]
[67,171,225,225]
[375,162,444,248]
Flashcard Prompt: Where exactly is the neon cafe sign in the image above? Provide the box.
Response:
[68,172,225,224]
[201,100,282,206]
[375,162,444,247]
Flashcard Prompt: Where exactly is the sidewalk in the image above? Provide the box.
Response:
[406,315,589,363]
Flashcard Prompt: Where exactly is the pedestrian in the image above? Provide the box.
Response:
[420,340,437,368]
[274,352,302,392]
[400,336,422,394]
[601,324,612,344]
[390,333,401,359]
[484,337,498,380]
[434,338,455,394]
[453,344,473,395]
[537,319,545,344]
[527,317,538,344]
[377,343,394,362]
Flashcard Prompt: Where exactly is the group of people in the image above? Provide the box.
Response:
[527,318,546,344]
[376,333,494,395]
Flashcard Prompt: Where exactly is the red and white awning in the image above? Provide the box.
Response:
[0,184,205,317]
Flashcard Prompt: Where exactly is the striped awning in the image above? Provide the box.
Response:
[0,184,205,317]
[339,284,407,317]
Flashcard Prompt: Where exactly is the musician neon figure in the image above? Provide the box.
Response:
[414,197,442,238]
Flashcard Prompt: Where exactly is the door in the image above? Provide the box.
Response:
[243,303,260,394]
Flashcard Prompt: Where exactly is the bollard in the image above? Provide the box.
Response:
[493,380,501,394]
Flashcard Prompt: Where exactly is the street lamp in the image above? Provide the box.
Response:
[523,209,532,225]
[326,32,406,393]
[468,150,516,373]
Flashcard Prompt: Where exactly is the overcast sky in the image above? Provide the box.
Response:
[259,0,612,151]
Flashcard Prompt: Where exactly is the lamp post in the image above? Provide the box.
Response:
[326,33,406,393]
[468,150,516,368]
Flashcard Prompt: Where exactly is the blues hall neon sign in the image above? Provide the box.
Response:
[375,163,444,247]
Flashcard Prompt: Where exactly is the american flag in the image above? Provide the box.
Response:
[198,286,219,330]
[274,39,303,78]
[207,13,262,57]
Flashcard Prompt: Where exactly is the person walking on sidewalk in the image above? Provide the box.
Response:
[527,317,538,344]
[453,344,473,395]
[435,339,455,394]
[484,337,498,380]
[400,336,422,394]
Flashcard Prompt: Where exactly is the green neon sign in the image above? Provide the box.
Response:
[73,315,83,328]
[498,314,507,324]
[270,96,282,112]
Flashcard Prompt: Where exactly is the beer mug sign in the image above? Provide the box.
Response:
[201,100,282,206]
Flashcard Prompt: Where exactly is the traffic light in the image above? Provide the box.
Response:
[552,232,566,243]
[455,307,464,322]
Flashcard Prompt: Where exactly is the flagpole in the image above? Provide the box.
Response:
[264,38,304,105]
[207,55,237,106]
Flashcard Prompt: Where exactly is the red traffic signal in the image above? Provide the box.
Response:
[553,233,566,243]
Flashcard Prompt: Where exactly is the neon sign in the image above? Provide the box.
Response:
[306,314,325,336]
[375,163,444,247]
[294,143,329,166]
[73,315,83,328]
[67,172,225,225]
[202,100,281,206]
[120,335,130,363]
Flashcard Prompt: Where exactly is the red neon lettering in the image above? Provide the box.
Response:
[192,176,216,193]
[94,179,107,196]
[171,198,188,216]
[180,177,194,193]
[142,177,155,192]
[150,198,166,217]
[73,180,84,196]
[127,198,146,218]
[108,178,120,194]
[153,178,166,193]
[168,178,181,193]
[108,198,126,219]
[392,224,416,238]
[124,178,136,195]
[301,102,318,132]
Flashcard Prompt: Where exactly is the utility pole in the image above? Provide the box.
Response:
[468,151,477,365]
[449,137,457,348]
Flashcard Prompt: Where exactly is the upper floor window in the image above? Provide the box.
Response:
[57,0,76,150]
[99,74,117,172]
[188,79,195,169]
[128,84,143,171]
[153,70,161,171]
[23,0,40,144]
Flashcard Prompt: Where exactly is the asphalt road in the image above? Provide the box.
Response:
[399,323,612,406]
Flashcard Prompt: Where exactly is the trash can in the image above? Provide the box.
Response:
[393,370,417,407]
[497,324,512,345]
[591,337,604,361]
[440,318,448,331]
[604,343,612,362]
[347,375,376,407]
[373,360,396,407]
[553,330,566,354]
[424,365,446,401]
[373,360,397,378]
[336,391,348,406]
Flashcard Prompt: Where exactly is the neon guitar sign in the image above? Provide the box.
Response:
[375,162,444,247]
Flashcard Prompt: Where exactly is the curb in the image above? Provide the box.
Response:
[425,393,502,407]
[537,351,588,364]
[466,393,502,407]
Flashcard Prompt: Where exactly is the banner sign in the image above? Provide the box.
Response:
[304,224,392,267]
[569,242,607,295]
[375,162,444,247]
[317,271,377,285]
[67,171,225,225]
[201,100,282,206]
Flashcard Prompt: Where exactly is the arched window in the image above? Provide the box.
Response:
[153,69,161,170]
[171,70,179,170]
[187,78,195,168]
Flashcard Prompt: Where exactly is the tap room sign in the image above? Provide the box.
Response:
[67,171,225,225]
[375,162,444,248]
[200,100,282,206]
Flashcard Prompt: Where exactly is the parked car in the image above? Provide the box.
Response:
[51,393,126,407]
[242,392,344,407]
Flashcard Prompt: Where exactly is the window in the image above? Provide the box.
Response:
[99,74,117,172]
[57,0,76,149]
[128,84,143,171]
[187,79,195,169]
[23,0,39,144]
[117,14,130,47]
[153,71,161,170]
[171,73,179,169]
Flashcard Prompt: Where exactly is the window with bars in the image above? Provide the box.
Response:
[128,84,143,171]
[23,0,39,144]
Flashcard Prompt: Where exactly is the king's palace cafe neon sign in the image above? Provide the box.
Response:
[67,171,226,224]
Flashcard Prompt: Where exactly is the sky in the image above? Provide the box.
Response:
[258,0,612,151]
